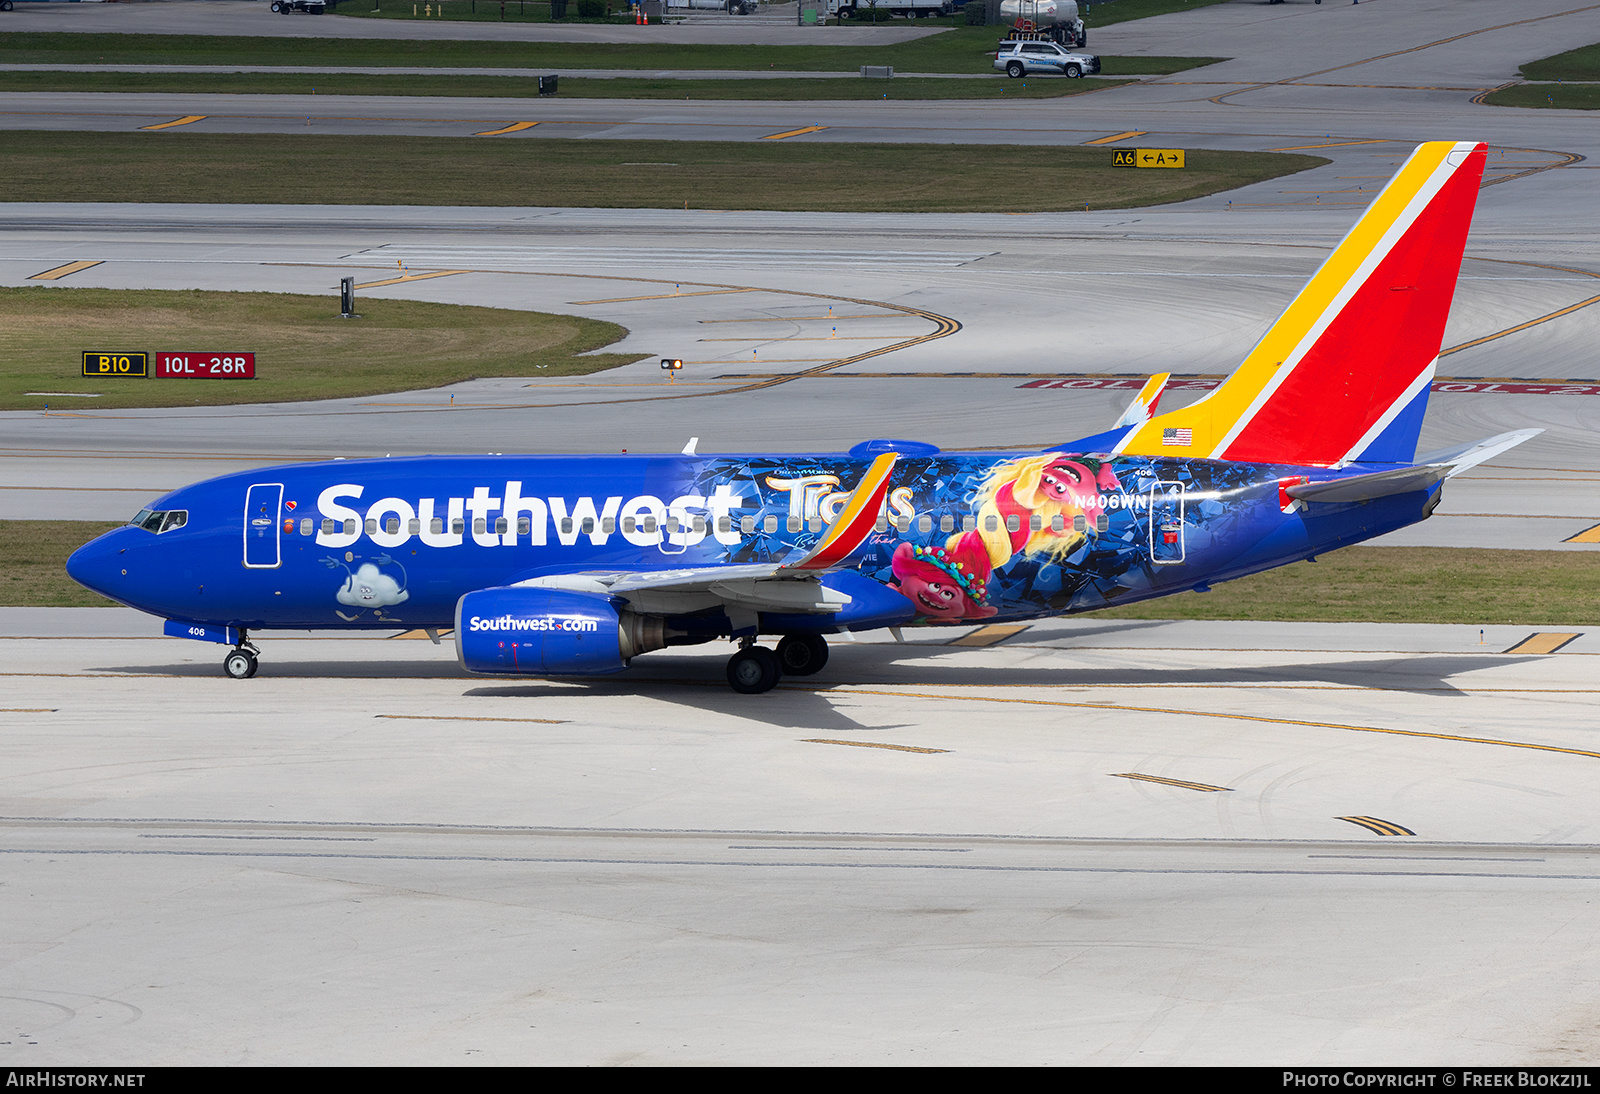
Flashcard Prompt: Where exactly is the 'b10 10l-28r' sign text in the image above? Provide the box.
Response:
[156,353,255,379]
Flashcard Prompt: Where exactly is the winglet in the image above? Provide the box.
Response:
[1115,141,1488,466]
[779,452,898,573]
[1112,373,1170,430]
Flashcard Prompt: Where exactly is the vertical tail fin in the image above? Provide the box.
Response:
[1114,140,1487,466]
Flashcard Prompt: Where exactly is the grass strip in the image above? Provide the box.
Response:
[1520,42,1600,82]
[0,288,636,412]
[3,521,122,608]
[0,28,1221,75]
[0,70,1137,99]
[1481,83,1600,110]
[0,132,1325,211]
[1093,546,1600,626]
[11,530,1598,622]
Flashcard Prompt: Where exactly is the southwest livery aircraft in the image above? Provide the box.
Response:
[69,141,1537,693]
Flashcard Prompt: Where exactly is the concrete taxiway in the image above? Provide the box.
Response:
[4,611,1600,1063]
[1,0,1598,1066]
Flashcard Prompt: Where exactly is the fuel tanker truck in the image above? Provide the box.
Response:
[999,0,1086,47]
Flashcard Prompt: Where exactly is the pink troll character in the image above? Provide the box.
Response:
[889,531,999,622]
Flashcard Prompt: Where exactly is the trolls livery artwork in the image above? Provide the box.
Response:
[68,141,1538,692]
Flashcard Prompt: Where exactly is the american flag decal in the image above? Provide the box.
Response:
[1162,427,1193,447]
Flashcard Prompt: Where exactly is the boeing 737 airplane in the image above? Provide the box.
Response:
[67,140,1537,693]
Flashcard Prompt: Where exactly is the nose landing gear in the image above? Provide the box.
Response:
[223,633,260,679]
[726,634,829,694]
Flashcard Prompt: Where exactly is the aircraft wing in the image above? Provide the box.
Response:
[511,452,900,617]
[1286,428,1541,504]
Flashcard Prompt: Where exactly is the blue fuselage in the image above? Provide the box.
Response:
[67,450,1437,635]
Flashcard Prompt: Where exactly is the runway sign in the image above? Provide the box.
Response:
[82,352,148,378]
[156,353,256,379]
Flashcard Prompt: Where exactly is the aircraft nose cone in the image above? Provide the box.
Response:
[66,527,131,600]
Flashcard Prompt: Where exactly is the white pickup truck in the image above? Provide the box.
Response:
[827,0,952,18]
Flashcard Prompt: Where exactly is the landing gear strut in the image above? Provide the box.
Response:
[223,633,260,679]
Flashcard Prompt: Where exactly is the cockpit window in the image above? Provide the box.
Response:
[130,508,188,534]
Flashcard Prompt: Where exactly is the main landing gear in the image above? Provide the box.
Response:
[726,634,829,694]
[223,633,261,679]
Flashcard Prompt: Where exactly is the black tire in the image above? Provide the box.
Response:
[269,1,282,10]
[1006,60,1025,78]
[1064,63,1082,78]
[837,5,853,18]
[776,634,829,677]
[224,649,257,680]
[727,647,781,694]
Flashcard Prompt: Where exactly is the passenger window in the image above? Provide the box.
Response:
[407,519,420,535]
[300,518,313,537]
[344,519,357,536]
[984,515,998,533]
[473,518,486,534]
[1073,515,1086,532]
[1029,514,1042,532]
[451,518,465,534]
[622,516,636,533]
[1051,514,1065,532]
[643,516,658,533]
[431,518,444,534]
[665,515,680,534]
[894,515,911,533]
[963,515,976,532]
[740,516,756,534]
[939,515,954,533]
[322,518,335,534]
[787,515,801,533]
[691,516,706,534]
[601,517,615,534]
[874,514,888,533]
[719,515,732,534]
[1006,514,1021,533]
[384,516,400,535]
[365,518,378,534]
[519,517,532,535]
[559,517,573,535]
[1096,514,1109,533]
[917,514,933,535]
[495,517,508,534]
[808,517,822,533]
[581,517,595,534]
[766,515,779,534]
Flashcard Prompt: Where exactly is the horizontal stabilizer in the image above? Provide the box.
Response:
[1286,428,1541,504]
[1414,428,1544,479]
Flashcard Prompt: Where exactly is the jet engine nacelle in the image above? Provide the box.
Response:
[454,587,667,675]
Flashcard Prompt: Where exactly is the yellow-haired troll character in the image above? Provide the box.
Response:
[964,454,1123,569]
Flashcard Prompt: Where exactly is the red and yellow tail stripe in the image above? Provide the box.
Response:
[1115,140,1487,466]
[781,453,898,572]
